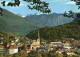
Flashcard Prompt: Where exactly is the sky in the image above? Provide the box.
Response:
[0,0,80,16]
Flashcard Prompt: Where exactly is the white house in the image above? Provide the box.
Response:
[66,51,75,56]
[62,43,71,49]
[49,42,62,47]
[9,46,18,54]
[0,45,6,54]
[56,48,64,54]
[11,41,15,46]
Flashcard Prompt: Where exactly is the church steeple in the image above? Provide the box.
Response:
[37,30,40,44]
[38,30,40,39]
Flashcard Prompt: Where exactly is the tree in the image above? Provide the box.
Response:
[36,53,42,57]
[63,10,74,18]
[63,11,68,17]
[28,51,37,57]
[55,53,63,57]
[14,54,20,57]
[23,44,27,50]
[63,0,80,18]
[48,51,55,57]
[0,0,51,16]
[42,52,48,57]
[71,0,80,9]
[0,7,3,16]
[0,0,80,18]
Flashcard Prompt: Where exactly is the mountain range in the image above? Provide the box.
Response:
[24,13,74,26]
[0,8,76,36]
[0,9,43,35]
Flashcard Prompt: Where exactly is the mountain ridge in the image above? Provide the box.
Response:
[0,8,43,36]
[24,13,74,26]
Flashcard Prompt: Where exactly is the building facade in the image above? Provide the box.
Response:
[9,46,18,54]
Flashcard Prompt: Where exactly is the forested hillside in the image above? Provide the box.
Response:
[0,31,15,37]
[27,20,80,41]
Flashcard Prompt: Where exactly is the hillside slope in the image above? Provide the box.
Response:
[0,9,43,35]
[27,20,80,41]
[25,13,74,26]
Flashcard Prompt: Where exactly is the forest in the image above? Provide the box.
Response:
[27,20,80,42]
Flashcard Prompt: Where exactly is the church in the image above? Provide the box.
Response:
[30,30,40,50]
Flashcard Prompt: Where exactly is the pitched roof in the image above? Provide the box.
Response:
[50,42,62,44]
[0,45,4,48]
[62,43,69,45]
[10,46,18,49]
[56,49,63,52]
[20,50,26,53]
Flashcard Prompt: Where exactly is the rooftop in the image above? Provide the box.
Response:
[9,46,18,49]
[0,45,4,48]
[50,42,62,44]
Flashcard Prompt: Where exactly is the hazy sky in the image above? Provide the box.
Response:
[0,0,80,16]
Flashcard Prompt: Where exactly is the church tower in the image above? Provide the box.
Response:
[30,30,40,50]
[37,30,40,45]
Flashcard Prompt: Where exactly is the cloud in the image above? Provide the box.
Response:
[20,3,26,6]
[66,1,75,4]
[5,2,9,5]
[51,0,68,2]
[21,15,26,17]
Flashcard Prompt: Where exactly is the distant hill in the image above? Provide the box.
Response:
[24,13,74,26]
[0,31,15,37]
[27,20,80,41]
[0,9,43,35]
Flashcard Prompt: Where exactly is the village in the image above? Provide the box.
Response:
[0,31,80,57]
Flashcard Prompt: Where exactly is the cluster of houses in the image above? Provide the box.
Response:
[49,41,74,55]
[0,32,80,56]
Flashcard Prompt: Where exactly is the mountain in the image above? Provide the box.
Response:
[24,13,74,26]
[0,9,43,36]
[27,20,80,41]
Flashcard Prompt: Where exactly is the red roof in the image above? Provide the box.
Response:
[62,43,69,45]
[20,50,28,55]
[20,50,27,54]
[20,50,25,53]
[0,45,4,48]
[56,49,63,52]
[10,46,18,49]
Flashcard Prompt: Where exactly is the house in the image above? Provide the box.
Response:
[0,45,6,54]
[11,41,15,46]
[66,51,75,56]
[49,42,62,47]
[9,45,18,54]
[62,43,71,49]
[0,41,3,45]
[26,49,31,53]
[66,38,74,43]
[6,43,9,47]
[20,49,31,54]
[20,50,26,54]
[56,48,64,54]
[0,45,4,49]
[66,38,74,41]
[15,38,19,43]
[37,47,53,54]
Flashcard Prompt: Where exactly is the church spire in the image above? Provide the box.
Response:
[38,30,40,39]
[37,30,40,44]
